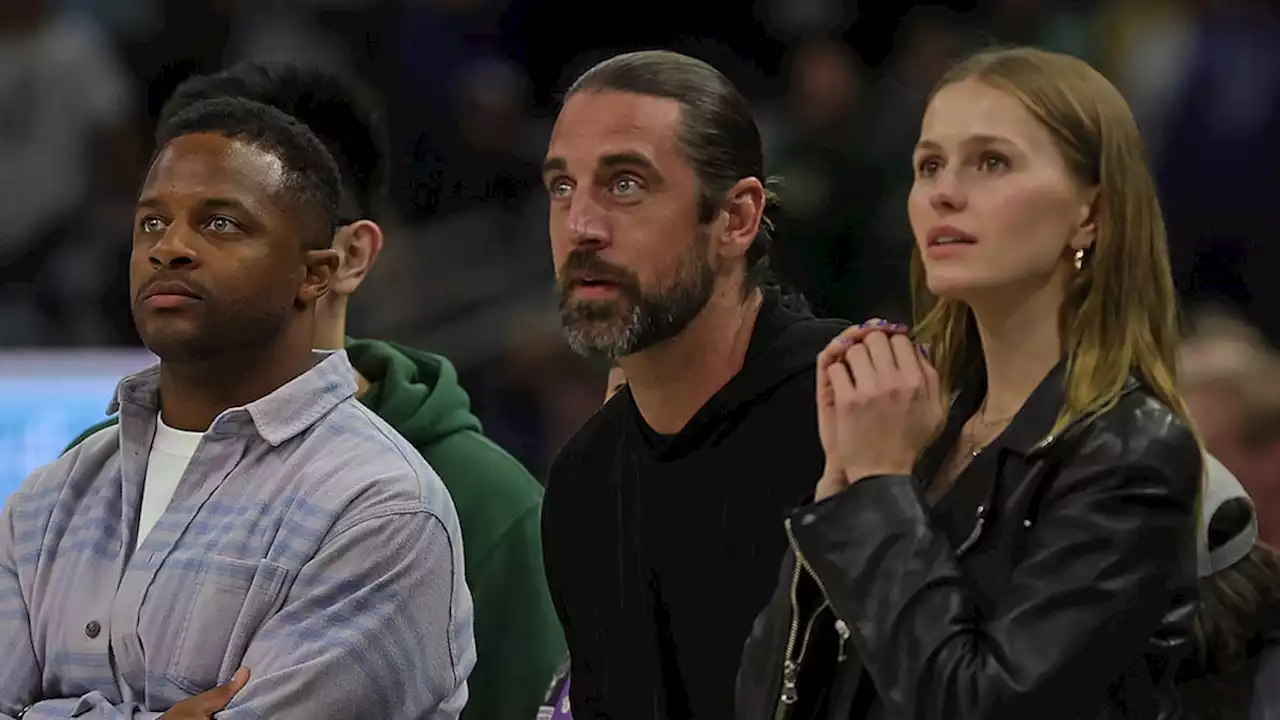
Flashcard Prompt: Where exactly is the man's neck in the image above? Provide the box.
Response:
[157,330,316,432]
[970,277,1066,420]
[309,297,372,398]
[312,295,348,352]
[619,287,764,435]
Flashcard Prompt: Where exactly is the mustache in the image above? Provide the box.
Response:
[557,250,640,293]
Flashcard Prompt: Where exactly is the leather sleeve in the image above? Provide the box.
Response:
[788,417,1201,720]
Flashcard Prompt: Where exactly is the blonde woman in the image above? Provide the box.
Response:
[737,47,1202,720]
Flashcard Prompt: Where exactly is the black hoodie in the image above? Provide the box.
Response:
[541,292,849,720]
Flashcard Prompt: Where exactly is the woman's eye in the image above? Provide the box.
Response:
[978,153,1009,172]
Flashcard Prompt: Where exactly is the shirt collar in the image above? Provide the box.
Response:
[925,358,1070,465]
[108,350,359,446]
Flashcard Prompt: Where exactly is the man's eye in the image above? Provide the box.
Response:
[205,216,240,233]
[548,179,574,198]
[140,217,167,233]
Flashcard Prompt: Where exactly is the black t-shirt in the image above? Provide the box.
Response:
[541,292,848,720]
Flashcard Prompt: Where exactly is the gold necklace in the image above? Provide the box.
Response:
[931,403,1019,502]
[962,404,1017,459]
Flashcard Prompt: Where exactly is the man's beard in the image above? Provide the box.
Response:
[557,230,716,361]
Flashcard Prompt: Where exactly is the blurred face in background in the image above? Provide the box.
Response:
[544,90,716,360]
[790,41,862,132]
[908,78,1096,310]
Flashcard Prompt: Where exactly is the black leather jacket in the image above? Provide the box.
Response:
[736,365,1202,720]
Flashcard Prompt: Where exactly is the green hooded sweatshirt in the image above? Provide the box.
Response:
[65,339,567,720]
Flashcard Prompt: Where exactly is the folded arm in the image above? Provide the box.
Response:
[218,509,475,720]
[9,697,163,720]
[792,429,1200,720]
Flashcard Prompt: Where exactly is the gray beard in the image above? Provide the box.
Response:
[558,272,713,361]
[561,302,644,360]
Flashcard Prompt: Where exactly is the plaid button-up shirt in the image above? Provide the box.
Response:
[0,351,474,719]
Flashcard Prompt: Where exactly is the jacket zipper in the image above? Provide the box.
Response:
[774,516,851,719]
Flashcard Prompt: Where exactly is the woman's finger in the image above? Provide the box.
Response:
[820,320,909,372]
[843,343,877,395]
[861,331,898,374]
[816,361,835,407]
[826,359,856,404]
[889,333,924,387]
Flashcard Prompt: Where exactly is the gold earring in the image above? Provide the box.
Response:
[1073,248,1085,270]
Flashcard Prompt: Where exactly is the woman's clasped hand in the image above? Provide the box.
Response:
[816,319,946,501]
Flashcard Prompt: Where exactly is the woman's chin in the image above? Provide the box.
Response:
[925,272,985,301]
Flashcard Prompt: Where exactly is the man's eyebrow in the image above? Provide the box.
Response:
[542,157,566,176]
[136,196,164,211]
[135,196,258,213]
[541,152,660,175]
[198,197,255,214]
[598,152,658,172]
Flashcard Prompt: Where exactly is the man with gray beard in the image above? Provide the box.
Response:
[538,50,851,720]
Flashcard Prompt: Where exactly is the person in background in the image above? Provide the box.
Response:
[739,47,1202,719]
[0,0,134,344]
[1,96,472,718]
[1175,455,1280,720]
[540,50,849,718]
[63,62,565,720]
[1180,310,1280,548]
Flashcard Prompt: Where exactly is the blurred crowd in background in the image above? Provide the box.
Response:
[1,0,1278,491]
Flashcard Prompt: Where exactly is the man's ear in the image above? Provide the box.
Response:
[713,177,766,263]
[330,220,385,296]
[298,248,340,305]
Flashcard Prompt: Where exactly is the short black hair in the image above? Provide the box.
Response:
[566,50,779,293]
[159,62,387,222]
[155,97,341,250]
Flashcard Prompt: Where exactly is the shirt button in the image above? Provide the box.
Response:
[85,620,101,639]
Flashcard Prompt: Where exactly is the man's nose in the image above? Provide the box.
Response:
[148,227,199,269]
[566,192,611,250]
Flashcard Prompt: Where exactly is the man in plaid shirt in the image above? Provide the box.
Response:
[0,94,473,718]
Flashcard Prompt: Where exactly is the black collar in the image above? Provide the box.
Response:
[916,359,1069,479]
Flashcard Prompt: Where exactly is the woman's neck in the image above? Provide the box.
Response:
[970,281,1065,420]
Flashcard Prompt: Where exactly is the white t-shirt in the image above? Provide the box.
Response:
[137,415,202,549]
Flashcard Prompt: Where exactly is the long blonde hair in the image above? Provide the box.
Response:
[911,47,1194,438]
